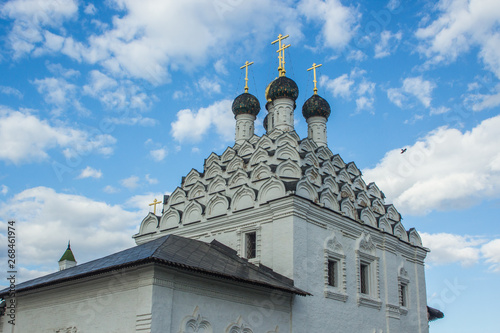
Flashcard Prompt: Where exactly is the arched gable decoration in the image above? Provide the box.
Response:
[360,207,377,228]
[257,177,286,204]
[168,187,187,207]
[226,155,244,173]
[356,191,370,208]
[320,189,340,212]
[304,167,322,187]
[183,169,202,188]
[275,143,300,161]
[238,141,254,157]
[356,232,376,255]
[205,163,223,180]
[316,146,334,161]
[204,152,220,169]
[377,216,392,233]
[341,198,357,220]
[346,161,361,177]
[160,208,181,230]
[331,154,345,169]
[268,128,284,140]
[183,201,204,225]
[303,152,320,168]
[367,182,382,199]
[322,175,340,194]
[352,176,367,191]
[255,135,273,150]
[371,198,386,215]
[385,204,401,222]
[299,138,317,153]
[206,194,229,219]
[276,159,301,179]
[188,181,206,200]
[207,175,226,194]
[139,213,158,234]
[296,178,319,203]
[337,169,352,184]
[221,147,236,163]
[232,185,256,212]
[178,306,212,333]
[251,162,272,182]
[408,228,422,246]
[249,134,260,145]
[249,147,269,166]
[320,161,337,178]
[225,317,253,333]
[324,231,344,254]
[340,183,355,202]
[228,170,249,188]
[276,132,299,148]
[393,222,409,242]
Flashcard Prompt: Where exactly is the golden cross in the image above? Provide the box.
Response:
[149,198,162,214]
[271,34,289,75]
[276,43,290,77]
[240,61,254,93]
[307,63,322,94]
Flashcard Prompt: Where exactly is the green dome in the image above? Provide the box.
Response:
[268,76,299,102]
[232,93,261,117]
[302,94,331,119]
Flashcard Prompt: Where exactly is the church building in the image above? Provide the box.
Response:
[0,35,442,333]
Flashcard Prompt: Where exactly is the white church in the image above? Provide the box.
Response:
[1,35,443,333]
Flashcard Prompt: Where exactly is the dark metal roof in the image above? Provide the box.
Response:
[0,235,309,297]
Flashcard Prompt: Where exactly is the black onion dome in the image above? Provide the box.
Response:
[232,93,261,117]
[268,76,299,102]
[302,94,331,119]
[263,114,268,131]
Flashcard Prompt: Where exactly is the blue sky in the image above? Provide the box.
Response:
[0,0,499,331]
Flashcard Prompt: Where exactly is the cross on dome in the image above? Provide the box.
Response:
[307,63,322,94]
[240,60,254,93]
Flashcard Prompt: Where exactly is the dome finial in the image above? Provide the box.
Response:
[307,62,322,95]
[271,33,290,76]
[240,60,254,93]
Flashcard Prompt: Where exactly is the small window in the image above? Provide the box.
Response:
[360,263,370,294]
[245,232,256,259]
[400,284,407,307]
[327,260,338,287]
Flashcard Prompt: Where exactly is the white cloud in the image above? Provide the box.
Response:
[387,76,436,109]
[363,114,500,215]
[0,186,141,278]
[421,232,484,267]
[298,0,360,50]
[197,77,221,95]
[415,0,500,78]
[430,106,450,115]
[125,192,167,215]
[120,175,140,190]
[464,83,500,111]
[84,3,96,15]
[1,185,8,195]
[374,30,402,58]
[33,77,76,107]
[346,49,366,62]
[103,185,119,194]
[77,166,103,179]
[0,107,116,164]
[145,174,158,185]
[320,70,376,112]
[481,239,500,272]
[171,99,234,143]
[150,148,167,161]
[0,86,23,99]
[214,59,228,75]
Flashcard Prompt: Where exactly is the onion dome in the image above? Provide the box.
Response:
[232,93,261,117]
[268,76,299,102]
[263,114,268,131]
[302,94,331,119]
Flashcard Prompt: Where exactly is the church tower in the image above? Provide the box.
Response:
[232,61,260,145]
[303,63,331,147]
[58,241,76,271]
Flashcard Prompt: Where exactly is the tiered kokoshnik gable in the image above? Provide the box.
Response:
[134,36,423,249]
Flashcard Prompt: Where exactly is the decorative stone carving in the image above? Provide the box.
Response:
[320,189,340,211]
[275,143,300,161]
[257,177,286,204]
[184,169,202,187]
[232,185,256,212]
[276,159,301,179]
[139,213,158,234]
[160,208,181,230]
[296,178,319,203]
[178,307,212,333]
[360,207,377,228]
[183,201,203,224]
[225,317,253,333]
[331,154,345,169]
[393,222,409,242]
[206,194,229,219]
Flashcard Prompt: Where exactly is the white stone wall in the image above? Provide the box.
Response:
[2,264,293,333]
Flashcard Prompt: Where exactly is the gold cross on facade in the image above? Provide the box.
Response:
[240,61,254,93]
[307,63,322,94]
[276,43,290,77]
[149,198,162,215]
[271,34,289,76]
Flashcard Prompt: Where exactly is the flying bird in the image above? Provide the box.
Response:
[401,148,407,154]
